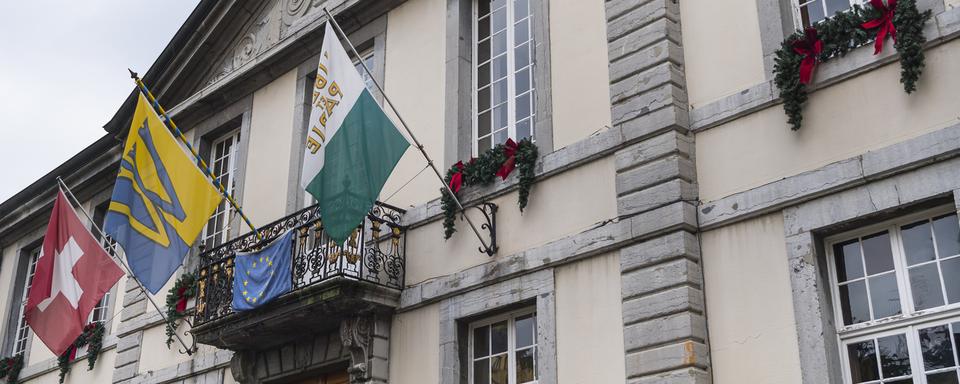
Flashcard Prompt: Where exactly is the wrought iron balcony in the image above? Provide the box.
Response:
[191,202,406,349]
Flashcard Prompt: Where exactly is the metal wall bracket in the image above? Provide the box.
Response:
[464,202,499,256]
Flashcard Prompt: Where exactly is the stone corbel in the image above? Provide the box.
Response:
[340,315,372,383]
[229,350,257,383]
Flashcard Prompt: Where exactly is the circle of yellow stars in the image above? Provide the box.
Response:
[242,255,275,304]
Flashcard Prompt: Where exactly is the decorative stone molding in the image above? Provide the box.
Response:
[340,316,371,383]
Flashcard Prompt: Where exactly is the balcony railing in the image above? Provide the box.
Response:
[194,202,406,325]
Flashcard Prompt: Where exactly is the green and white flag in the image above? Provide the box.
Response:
[301,22,410,244]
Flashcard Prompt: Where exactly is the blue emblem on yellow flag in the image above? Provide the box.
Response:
[232,230,294,311]
[104,93,222,293]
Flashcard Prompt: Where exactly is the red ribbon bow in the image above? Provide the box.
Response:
[448,161,465,193]
[495,139,519,180]
[175,285,189,313]
[862,0,897,55]
[792,27,823,85]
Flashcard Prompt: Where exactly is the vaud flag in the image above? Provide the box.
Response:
[104,93,222,293]
[232,229,295,311]
[300,22,410,244]
[26,190,124,356]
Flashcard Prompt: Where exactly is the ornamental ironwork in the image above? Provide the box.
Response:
[194,201,406,325]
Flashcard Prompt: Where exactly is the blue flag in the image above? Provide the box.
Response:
[232,230,294,311]
[105,94,222,293]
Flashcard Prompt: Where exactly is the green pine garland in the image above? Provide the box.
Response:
[0,354,24,384]
[773,1,930,130]
[56,322,105,383]
[165,272,197,348]
[441,139,538,240]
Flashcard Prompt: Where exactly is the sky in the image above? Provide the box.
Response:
[0,1,199,202]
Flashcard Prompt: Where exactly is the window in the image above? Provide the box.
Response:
[12,247,40,356]
[353,49,377,94]
[473,0,536,154]
[797,0,864,28]
[89,201,114,325]
[469,309,537,384]
[201,130,240,249]
[827,208,960,383]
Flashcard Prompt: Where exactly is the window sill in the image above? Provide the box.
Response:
[16,334,119,382]
[690,4,960,133]
[835,304,960,340]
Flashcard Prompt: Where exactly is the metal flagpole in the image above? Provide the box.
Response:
[55,177,196,355]
[321,7,495,253]
[127,70,262,241]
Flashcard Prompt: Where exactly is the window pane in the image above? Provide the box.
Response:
[516,118,532,141]
[491,321,508,354]
[515,43,530,70]
[478,86,491,113]
[869,273,902,319]
[863,232,895,275]
[491,354,508,384]
[515,67,531,95]
[840,280,871,325]
[493,104,508,130]
[516,315,534,348]
[804,3,826,25]
[825,0,850,16]
[514,0,529,21]
[516,348,535,383]
[474,326,490,357]
[919,325,955,370]
[478,62,490,88]
[934,214,960,258]
[478,17,490,41]
[478,135,492,152]
[491,8,507,32]
[494,128,508,145]
[478,39,491,65]
[849,340,880,383]
[928,372,960,384]
[492,31,507,57]
[887,380,915,384]
[903,220,936,265]
[910,263,946,310]
[943,257,960,304]
[878,334,912,379]
[515,19,529,44]
[492,55,508,81]
[491,0,505,11]
[835,240,865,282]
[954,322,960,366]
[516,93,531,121]
[478,111,491,137]
[492,79,508,106]
[474,358,490,384]
[479,0,490,18]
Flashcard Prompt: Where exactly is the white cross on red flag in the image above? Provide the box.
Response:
[25,189,124,356]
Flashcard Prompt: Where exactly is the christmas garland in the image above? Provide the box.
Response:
[56,322,105,383]
[773,0,931,130]
[0,354,23,384]
[164,272,197,348]
[441,138,538,239]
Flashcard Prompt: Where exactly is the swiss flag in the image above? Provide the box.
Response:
[25,190,124,356]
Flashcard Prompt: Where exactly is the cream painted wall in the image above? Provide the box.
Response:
[22,349,117,384]
[701,213,802,384]
[680,0,766,108]
[405,156,617,285]
[389,303,439,384]
[947,0,960,8]
[555,252,625,384]
[550,0,612,150]
[697,39,960,202]
[379,0,447,210]
[138,319,219,374]
[242,69,298,227]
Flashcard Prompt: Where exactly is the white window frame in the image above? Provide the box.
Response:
[467,307,538,384]
[12,247,40,356]
[794,0,866,28]
[201,129,241,249]
[826,205,960,383]
[471,0,536,156]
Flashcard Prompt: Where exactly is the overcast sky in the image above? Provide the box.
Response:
[0,1,199,202]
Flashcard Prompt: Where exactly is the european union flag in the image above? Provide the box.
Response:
[232,230,294,311]
[105,93,222,293]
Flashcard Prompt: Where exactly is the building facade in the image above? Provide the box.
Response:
[1,0,960,383]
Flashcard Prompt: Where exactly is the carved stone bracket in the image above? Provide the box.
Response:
[340,315,372,383]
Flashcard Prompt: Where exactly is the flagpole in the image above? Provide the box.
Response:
[55,177,196,356]
[321,7,495,254]
[126,71,262,242]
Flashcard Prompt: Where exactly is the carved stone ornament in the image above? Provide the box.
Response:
[340,315,372,383]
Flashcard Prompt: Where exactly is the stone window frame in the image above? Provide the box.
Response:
[822,205,960,383]
[290,15,388,212]
[754,0,944,79]
[782,177,960,384]
[187,95,254,250]
[443,0,553,166]
[466,306,539,384]
[1,232,44,361]
[438,269,557,384]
